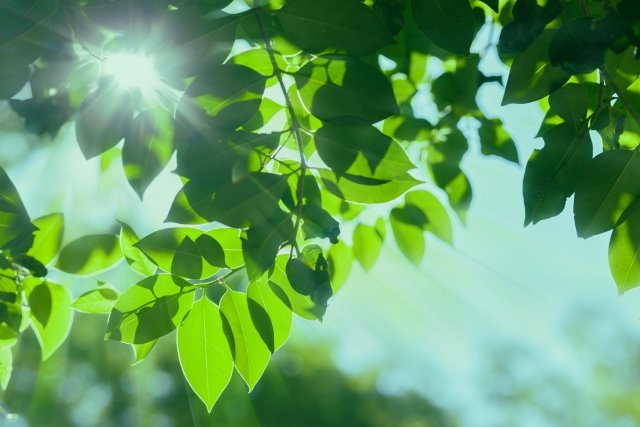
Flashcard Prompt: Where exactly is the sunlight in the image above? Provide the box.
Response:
[103,53,160,90]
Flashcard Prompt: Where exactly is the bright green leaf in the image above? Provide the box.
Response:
[247,274,292,353]
[119,221,157,277]
[352,224,383,272]
[71,282,122,314]
[56,235,123,276]
[27,213,64,267]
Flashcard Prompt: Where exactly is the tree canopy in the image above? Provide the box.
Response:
[0,0,639,412]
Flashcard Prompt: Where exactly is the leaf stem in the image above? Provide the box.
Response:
[253,4,307,248]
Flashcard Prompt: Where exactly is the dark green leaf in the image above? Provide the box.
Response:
[123,107,174,199]
[498,0,562,54]
[548,16,613,75]
[13,255,47,277]
[574,149,640,238]
[242,209,294,281]
[411,0,474,56]
[210,172,288,228]
[165,180,217,225]
[0,66,30,99]
[75,82,134,159]
[479,0,498,13]
[302,205,340,243]
[593,106,626,151]
[315,119,415,180]
[604,46,640,91]
[269,255,323,320]
[502,30,571,105]
[174,64,267,143]
[548,83,589,132]
[373,0,406,36]
[295,56,399,124]
[0,166,37,250]
[56,235,123,276]
[478,117,519,163]
[276,0,395,56]
[523,123,592,226]
[106,274,194,344]
[0,0,55,71]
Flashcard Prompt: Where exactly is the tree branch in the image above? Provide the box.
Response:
[253,4,306,252]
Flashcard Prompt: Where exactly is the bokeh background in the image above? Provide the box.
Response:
[2,13,640,427]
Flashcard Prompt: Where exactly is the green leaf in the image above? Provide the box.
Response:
[26,213,63,267]
[604,46,640,91]
[229,48,288,77]
[0,66,30,99]
[56,235,123,276]
[178,296,233,411]
[445,170,473,224]
[204,228,245,269]
[276,0,394,56]
[523,123,592,226]
[175,64,267,142]
[106,274,194,344]
[302,205,340,243]
[574,149,640,238]
[210,172,288,228]
[242,208,294,281]
[502,30,571,105]
[315,119,415,180]
[609,205,640,295]
[135,228,218,279]
[269,255,323,320]
[0,166,37,250]
[287,246,332,307]
[123,107,174,199]
[165,180,217,225]
[71,282,121,314]
[390,209,425,266]
[328,239,352,293]
[119,221,157,277]
[411,0,474,56]
[219,289,270,390]
[158,9,242,77]
[319,169,421,204]
[593,106,626,151]
[0,0,55,71]
[548,83,589,132]
[548,16,610,75]
[373,0,407,36]
[478,117,519,164]
[26,280,73,361]
[75,82,134,159]
[295,56,399,124]
[405,190,453,244]
[247,274,292,353]
[175,130,279,186]
[352,224,383,272]
[132,340,156,365]
[0,347,11,390]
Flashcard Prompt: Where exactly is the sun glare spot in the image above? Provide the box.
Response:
[104,53,160,90]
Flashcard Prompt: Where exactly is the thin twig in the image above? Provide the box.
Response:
[253,3,306,253]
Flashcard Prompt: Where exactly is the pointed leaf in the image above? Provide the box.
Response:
[71,282,121,314]
[219,289,270,390]
[390,209,425,266]
[26,213,63,267]
[352,224,383,272]
[56,235,123,276]
[119,221,157,277]
[178,296,233,411]
[247,274,292,353]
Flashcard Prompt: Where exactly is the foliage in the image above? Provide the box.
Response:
[0,0,639,412]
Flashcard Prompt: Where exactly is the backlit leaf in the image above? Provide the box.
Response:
[353,224,383,272]
[26,213,63,267]
[178,296,233,411]
[56,235,123,276]
[71,282,121,314]
[247,274,292,353]
[119,221,157,277]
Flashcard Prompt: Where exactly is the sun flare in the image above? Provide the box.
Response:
[103,53,160,90]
